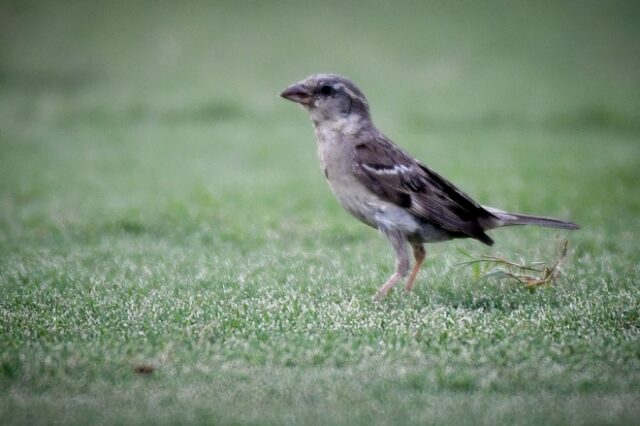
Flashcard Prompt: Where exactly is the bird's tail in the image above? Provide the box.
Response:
[482,206,580,230]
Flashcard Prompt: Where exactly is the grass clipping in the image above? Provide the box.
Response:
[458,239,569,289]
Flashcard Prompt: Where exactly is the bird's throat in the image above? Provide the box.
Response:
[312,113,369,140]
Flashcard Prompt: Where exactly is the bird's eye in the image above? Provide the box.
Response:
[319,85,336,96]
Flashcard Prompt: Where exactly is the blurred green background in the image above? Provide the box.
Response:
[1,1,639,425]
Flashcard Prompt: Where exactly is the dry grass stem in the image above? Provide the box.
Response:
[459,239,569,288]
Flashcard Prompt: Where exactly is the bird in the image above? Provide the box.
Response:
[280,74,579,301]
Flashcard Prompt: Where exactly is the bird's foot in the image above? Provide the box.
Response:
[373,272,404,301]
[373,290,387,302]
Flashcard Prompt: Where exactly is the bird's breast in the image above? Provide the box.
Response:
[315,134,376,227]
[316,138,419,234]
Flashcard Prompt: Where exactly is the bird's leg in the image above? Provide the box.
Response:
[374,232,409,301]
[405,243,426,292]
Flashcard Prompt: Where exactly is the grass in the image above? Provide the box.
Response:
[1,0,640,424]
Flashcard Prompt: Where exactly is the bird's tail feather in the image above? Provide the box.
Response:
[482,206,580,230]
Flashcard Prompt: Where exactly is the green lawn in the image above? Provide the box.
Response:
[1,1,640,424]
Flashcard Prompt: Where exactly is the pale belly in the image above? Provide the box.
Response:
[326,173,421,235]
[326,171,453,243]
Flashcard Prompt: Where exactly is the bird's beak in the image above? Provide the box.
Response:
[280,83,312,105]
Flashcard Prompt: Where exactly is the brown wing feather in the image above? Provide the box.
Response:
[352,135,495,245]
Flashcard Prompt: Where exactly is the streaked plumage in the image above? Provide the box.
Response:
[281,74,579,300]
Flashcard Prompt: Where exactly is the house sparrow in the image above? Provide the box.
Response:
[280,74,579,301]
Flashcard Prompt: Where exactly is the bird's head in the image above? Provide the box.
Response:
[280,74,370,126]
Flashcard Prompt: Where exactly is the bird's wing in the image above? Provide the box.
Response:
[352,135,495,245]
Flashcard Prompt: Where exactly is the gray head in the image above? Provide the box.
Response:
[280,74,370,125]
